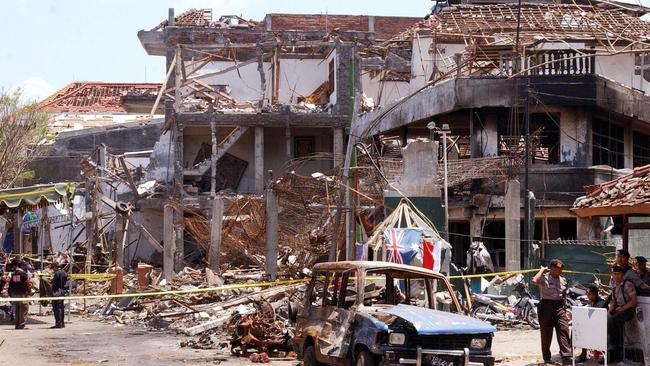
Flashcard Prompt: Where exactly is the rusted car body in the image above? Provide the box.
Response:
[292,261,496,366]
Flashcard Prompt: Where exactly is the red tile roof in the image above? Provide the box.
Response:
[573,164,650,213]
[40,82,161,113]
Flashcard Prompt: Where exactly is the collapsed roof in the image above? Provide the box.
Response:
[40,82,162,114]
[573,164,650,216]
[417,3,650,46]
[149,8,421,40]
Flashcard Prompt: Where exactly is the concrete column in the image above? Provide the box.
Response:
[174,222,184,272]
[333,128,344,169]
[470,214,483,240]
[265,189,279,280]
[505,179,521,271]
[285,124,291,160]
[163,205,175,280]
[209,197,224,271]
[560,107,590,166]
[254,126,264,194]
[624,125,633,169]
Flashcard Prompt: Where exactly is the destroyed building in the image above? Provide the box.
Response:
[133,9,421,277]
[355,2,650,271]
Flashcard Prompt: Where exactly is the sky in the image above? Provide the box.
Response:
[0,0,430,102]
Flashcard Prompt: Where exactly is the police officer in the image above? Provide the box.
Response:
[615,249,650,291]
[532,259,571,365]
[608,265,637,363]
[50,263,68,328]
[635,256,650,286]
[7,260,32,329]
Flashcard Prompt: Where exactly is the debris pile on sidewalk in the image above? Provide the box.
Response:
[73,264,306,357]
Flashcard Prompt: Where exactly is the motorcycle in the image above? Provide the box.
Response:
[470,280,540,329]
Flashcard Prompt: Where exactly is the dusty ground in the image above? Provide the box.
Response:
[0,312,603,366]
[0,312,295,366]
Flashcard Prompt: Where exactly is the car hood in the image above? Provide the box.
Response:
[367,304,496,335]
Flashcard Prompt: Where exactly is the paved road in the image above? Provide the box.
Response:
[0,312,602,365]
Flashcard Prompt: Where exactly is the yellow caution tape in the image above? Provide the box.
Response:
[0,278,310,302]
[447,268,610,279]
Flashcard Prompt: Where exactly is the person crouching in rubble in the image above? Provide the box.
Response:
[8,260,32,329]
[50,263,68,328]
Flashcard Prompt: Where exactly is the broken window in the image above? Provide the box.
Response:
[363,269,458,313]
[634,53,650,82]
[498,113,559,164]
[294,136,316,158]
[633,131,650,167]
[592,118,624,169]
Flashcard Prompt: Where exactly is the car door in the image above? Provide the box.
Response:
[316,269,357,362]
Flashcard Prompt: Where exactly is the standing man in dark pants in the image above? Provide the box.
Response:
[7,260,32,329]
[532,259,571,365]
[608,265,637,363]
[50,263,68,328]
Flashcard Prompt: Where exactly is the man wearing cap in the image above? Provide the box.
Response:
[608,265,638,362]
[615,249,650,291]
[532,259,571,365]
[635,256,650,286]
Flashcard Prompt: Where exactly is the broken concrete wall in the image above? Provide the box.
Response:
[278,58,332,104]
[595,52,646,94]
[186,61,272,103]
[145,131,174,184]
[186,54,335,106]
[411,37,466,90]
[124,207,165,266]
[30,120,164,185]
[183,126,334,193]
[559,107,591,166]
[361,73,410,107]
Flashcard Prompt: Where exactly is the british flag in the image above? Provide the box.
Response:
[383,228,421,265]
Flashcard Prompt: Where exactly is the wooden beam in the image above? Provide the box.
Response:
[118,156,140,205]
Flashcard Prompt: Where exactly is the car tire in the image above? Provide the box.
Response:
[356,350,377,366]
[304,345,323,366]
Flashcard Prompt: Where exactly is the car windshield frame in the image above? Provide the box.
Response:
[360,267,462,313]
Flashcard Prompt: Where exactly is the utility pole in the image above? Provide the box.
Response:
[441,124,450,241]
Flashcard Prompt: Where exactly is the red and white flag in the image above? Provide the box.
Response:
[422,238,442,272]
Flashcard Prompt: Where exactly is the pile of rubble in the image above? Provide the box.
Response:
[76,266,305,360]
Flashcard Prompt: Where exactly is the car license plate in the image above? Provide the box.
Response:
[423,354,461,366]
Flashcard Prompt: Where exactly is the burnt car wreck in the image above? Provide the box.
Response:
[293,261,496,366]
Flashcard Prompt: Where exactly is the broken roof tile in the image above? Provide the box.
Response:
[573,164,650,210]
[40,82,162,114]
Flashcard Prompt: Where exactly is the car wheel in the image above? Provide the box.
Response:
[304,345,322,366]
[356,350,377,366]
